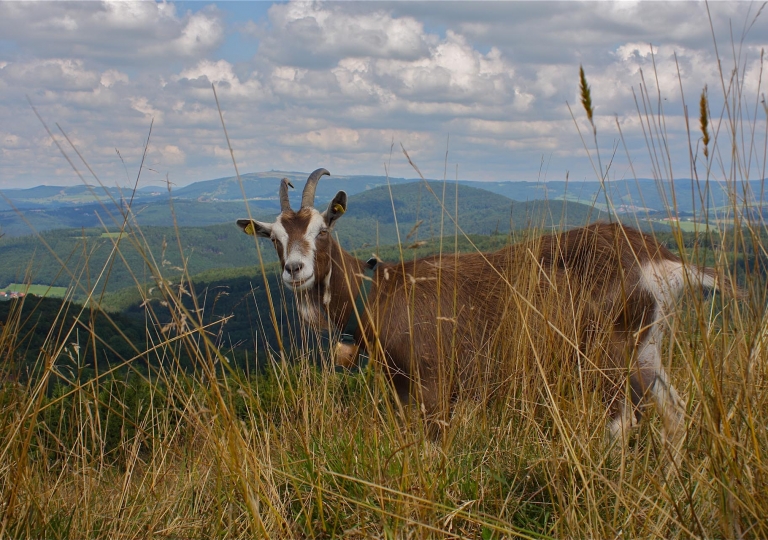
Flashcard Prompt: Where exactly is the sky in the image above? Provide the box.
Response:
[0,1,766,189]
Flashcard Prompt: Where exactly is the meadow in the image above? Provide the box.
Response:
[2,283,68,298]
[1,33,767,540]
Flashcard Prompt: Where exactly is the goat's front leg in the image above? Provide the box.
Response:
[409,368,453,441]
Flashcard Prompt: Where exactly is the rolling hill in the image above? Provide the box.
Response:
[2,171,763,237]
[0,182,603,298]
[338,181,603,247]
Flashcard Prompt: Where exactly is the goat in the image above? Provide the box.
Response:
[238,168,730,453]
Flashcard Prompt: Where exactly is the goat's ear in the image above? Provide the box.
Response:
[322,190,347,227]
[236,218,272,238]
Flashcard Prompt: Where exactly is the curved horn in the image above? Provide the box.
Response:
[279,178,294,213]
[301,168,330,208]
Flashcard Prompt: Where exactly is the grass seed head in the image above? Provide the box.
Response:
[700,85,710,159]
[579,65,594,128]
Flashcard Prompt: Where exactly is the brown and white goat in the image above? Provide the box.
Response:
[238,168,726,451]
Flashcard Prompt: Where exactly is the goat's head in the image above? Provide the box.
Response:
[237,168,347,291]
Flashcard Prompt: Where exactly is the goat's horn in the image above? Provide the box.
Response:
[279,178,294,213]
[301,168,330,208]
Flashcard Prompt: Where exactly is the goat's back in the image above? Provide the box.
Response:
[367,222,678,393]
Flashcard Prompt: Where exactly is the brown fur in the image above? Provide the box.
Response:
[293,222,681,429]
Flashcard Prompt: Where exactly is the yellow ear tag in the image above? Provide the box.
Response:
[244,223,255,235]
[333,204,345,215]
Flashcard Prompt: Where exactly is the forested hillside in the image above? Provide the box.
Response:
[0,296,150,375]
[0,223,267,298]
[343,181,601,240]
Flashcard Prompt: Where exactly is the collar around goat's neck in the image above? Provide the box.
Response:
[339,257,378,344]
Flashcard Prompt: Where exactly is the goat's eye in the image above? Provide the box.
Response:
[318,229,328,237]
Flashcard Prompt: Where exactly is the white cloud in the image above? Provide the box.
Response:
[374,31,512,104]
[0,1,766,188]
[281,127,361,151]
[2,132,23,149]
[158,144,186,165]
[3,59,100,91]
[130,96,162,122]
[163,10,224,57]
[100,69,129,88]
[0,1,223,66]
[253,2,432,67]
[95,1,178,30]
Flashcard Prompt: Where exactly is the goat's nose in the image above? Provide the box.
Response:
[284,261,304,277]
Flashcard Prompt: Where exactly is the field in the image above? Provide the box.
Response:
[2,283,68,298]
[1,36,767,540]
[655,219,701,233]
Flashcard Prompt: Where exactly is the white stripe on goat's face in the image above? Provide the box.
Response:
[273,208,329,291]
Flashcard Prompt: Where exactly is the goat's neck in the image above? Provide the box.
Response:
[303,238,366,332]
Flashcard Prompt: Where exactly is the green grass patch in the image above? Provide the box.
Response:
[657,218,701,232]
[3,283,68,298]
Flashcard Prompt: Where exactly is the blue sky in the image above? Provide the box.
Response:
[0,1,766,189]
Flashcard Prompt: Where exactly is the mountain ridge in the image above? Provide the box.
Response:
[2,171,763,237]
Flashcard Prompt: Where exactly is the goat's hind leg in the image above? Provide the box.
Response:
[605,334,641,448]
[607,330,686,465]
[638,333,686,463]
[606,370,644,449]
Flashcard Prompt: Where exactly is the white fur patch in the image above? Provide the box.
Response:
[635,320,662,371]
[641,259,686,314]
[297,297,329,327]
[271,220,289,253]
[303,211,327,243]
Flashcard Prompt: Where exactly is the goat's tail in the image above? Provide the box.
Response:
[687,264,746,300]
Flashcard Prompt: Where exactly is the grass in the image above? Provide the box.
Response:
[656,219,701,233]
[2,283,68,298]
[1,14,767,538]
